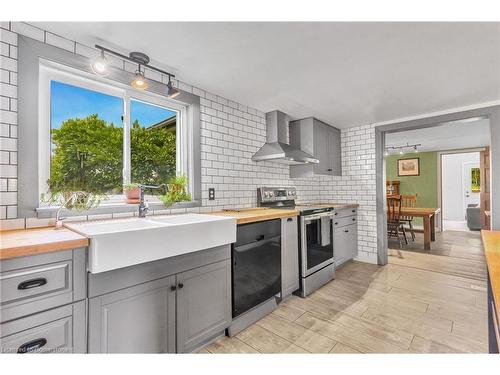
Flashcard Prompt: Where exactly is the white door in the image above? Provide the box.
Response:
[462,161,480,219]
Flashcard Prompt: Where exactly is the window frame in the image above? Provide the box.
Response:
[38,60,189,206]
[17,36,201,218]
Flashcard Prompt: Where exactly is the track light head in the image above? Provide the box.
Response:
[90,50,109,76]
[131,66,148,90]
[166,77,180,98]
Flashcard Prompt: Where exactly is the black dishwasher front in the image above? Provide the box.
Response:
[232,219,281,318]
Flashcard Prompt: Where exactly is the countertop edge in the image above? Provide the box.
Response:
[0,228,89,261]
[209,209,299,224]
[481,230,500,327]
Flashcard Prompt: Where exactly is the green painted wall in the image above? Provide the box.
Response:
[386,151,438,226]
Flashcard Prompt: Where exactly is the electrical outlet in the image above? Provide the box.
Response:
[208,188,215,200]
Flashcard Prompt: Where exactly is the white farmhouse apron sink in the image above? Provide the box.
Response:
[65,214,236,274]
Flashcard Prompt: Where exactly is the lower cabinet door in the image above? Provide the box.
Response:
[0,301,86,354]
[88,276,176,353]
[347,224,358,259]
[176,259,231,353]
[334,227,348,267]
[334,224,357,268]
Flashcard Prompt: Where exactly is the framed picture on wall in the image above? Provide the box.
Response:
[398,157,420,176]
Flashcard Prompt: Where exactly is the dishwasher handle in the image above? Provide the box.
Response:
[234,235,281,252]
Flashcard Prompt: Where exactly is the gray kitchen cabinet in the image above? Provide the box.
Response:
[0,301,86,354]
[88,276,176,353]
[334,225,358,267]
[0,248,86,323]
[333,209,358,268]
[289,117,341,178]
[176,259,231,353]
[87,245,232,353]
[281,216,299,299]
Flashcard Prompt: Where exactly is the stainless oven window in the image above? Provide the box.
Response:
[304,217,333,272]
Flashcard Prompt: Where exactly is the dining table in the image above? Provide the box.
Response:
[399,206,441,250]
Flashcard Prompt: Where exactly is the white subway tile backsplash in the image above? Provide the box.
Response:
[6,205,16,219]
[0,69,9,83]
[0,82,17,98]
[0,191,16,205]
[0,29,17,45]
[0,137,17,151]
[25,217,53,228]
[0,97,8,110]
[0,164,16,178]
[0,217,24,230]
[45,32,75,52]
[11,23,44,42]
[0,109,17,124]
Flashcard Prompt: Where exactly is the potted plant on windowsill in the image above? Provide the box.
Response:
[42,190,105,229]
[123,183,141,204]
[160,175,192,208]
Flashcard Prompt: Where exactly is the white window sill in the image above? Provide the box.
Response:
[35,200,201,219]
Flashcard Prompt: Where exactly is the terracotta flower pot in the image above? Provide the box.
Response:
[125,187,141,203]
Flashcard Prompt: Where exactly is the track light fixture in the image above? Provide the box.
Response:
[91,45,178,97]
[384,142,422,156]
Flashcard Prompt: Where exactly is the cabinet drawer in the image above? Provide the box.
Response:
[0,249,86,323]
[332,215,357,228]
[332,208,357,219]
[1,261,71,306]
[0,301,86,353]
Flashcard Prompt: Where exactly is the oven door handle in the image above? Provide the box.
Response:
[304,214,331,223]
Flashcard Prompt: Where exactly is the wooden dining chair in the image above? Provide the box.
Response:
[387,195,408,247]
[401,194,417,241]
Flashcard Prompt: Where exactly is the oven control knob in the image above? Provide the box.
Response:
[264,191,270,198]
[269,192,274,197]
[288,190,293,196]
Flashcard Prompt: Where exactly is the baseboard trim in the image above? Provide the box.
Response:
[353,254,378,265]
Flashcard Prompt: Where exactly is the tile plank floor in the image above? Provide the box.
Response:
[201,230,488,353]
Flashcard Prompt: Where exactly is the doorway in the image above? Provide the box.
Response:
[375,105,499,266]
[441,151,481,231]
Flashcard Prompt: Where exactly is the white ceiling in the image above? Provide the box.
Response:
[33,22,500,128]
[385,118,491,152]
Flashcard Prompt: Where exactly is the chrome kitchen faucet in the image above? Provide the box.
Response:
[138,184,167,218]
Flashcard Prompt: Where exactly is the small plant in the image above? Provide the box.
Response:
[42,176,107,228]
[123,182,140,191]
[42,191,104,211]
[123,182,141,202]
[160,175,192,207]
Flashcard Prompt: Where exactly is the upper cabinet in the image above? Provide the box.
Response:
[289,117,342,178]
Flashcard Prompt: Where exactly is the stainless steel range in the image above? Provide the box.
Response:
[257,187,336,297]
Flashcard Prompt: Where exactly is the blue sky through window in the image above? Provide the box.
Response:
[131,100,176,128]
[51,81,176,129]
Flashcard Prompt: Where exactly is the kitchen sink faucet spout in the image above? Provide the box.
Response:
[138,184,167,218]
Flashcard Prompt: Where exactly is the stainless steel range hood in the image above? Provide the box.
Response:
[252,111,319,165]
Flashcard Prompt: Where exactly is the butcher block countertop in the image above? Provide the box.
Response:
[210,208,299,224]
[482,230,500,317]
[0,227,89,260]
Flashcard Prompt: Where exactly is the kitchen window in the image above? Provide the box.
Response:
[38,62,188,205]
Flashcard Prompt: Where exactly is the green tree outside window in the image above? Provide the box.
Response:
[50,114,176,195]
[471,167,480,193]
